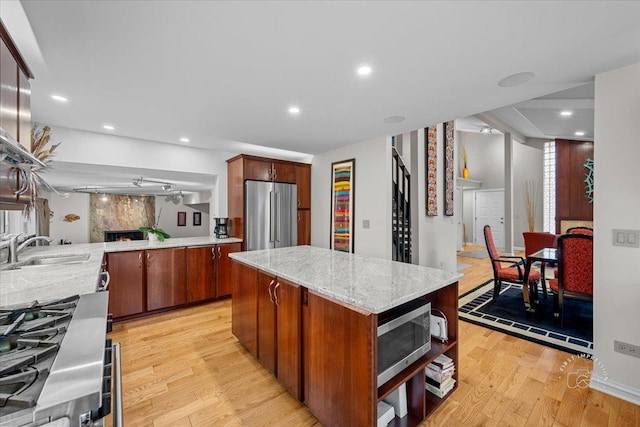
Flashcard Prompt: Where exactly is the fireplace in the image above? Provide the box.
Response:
[104,229,145,242]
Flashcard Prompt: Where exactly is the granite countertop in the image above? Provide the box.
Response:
[0,236,242,307]
[229,246,462,314]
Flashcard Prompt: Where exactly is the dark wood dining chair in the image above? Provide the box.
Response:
[522,231,558,299]
[484,225,541,301]
[549,233,593,327]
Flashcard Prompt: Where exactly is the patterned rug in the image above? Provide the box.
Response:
[459,279,593,355]
[457,250,488,259]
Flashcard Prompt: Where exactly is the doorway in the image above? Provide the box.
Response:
[474,190,505,248]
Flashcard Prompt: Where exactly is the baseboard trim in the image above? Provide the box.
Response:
[590,375,640,405]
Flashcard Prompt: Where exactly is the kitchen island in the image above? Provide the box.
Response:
[0,236,241,306]
[230,245,462,427]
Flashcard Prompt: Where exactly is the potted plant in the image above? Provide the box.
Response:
[139,208,170,242]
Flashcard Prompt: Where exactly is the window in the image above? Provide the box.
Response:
[543,141,556,234]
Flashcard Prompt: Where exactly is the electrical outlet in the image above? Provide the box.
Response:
[614,340,640,358]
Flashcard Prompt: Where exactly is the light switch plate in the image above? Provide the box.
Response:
[612,229,640,248]
[362,219,370,229]
[614,340,640,358]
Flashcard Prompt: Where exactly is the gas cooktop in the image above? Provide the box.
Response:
[0,295,78,421]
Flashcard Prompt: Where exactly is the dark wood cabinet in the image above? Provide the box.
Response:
[232,261,258,357]
[255,270,302,399]
[216,242,242,297]
[1,22,33,148]
[297,210,311,246]
[227,154,311,244]
[231,257,459,426]
[146,247,187,311]
[257,271,277,374]
[106,250,145,318]
[274,277,301,399]
[295,165,311,209]
[108,243,239,321]
[186,246,216,302]
[187,242,241,302]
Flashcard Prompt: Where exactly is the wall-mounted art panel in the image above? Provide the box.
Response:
[425,126,438,216]
[330,159,355,253]
[444,121,455,216]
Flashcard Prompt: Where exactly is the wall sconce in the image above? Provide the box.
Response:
[480,126,493,134]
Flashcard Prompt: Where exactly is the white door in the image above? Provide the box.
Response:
[475,190,505,248]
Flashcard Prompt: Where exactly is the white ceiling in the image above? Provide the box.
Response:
[5,1,640,192]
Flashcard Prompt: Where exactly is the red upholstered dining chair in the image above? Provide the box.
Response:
[549,233,593,327]
[484,225,541,301]
[522,232,558,299]
[567,226,593,235]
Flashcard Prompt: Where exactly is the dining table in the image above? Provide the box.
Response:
[522,247,557,313]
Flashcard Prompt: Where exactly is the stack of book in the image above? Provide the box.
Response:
[425,354,455,398]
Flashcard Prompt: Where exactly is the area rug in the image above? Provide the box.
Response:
[457,250,488,259]
[459,279,593,355]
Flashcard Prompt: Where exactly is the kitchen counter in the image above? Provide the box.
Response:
[0,236,242,306]
[229,245,462,313]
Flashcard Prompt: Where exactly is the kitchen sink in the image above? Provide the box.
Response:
[1,253,91,270]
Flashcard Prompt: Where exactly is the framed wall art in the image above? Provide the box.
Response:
[425,126,438,216]
[177,211,186,226]
[443,120,455,216]
[330,159,355,253]
[193,211,202,226]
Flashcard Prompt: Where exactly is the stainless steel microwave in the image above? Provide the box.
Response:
[377,301,431,387]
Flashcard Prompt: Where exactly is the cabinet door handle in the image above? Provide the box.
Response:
[268,279,275,303]
[274,282,281,306]
[146,252,151,266]
[217,246,221,258]
[211,247,216,259]
[298,213,300,222]
[138,253,143,268]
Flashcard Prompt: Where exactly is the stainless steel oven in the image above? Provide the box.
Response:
[0,292,123,427]
[377,300,431,387]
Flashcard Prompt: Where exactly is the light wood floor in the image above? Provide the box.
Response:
[106,247,639,427]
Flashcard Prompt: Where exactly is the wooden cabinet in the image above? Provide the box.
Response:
[106,251,145,318]
[146,247,187,311]
[227,154,311,244]
[297,210,311,246]
[216,242,241,297]
[274,277,302,399]
[0,22,33,148]
[231,257,459,426]
[257,271,277,374]
[295,165,311,209]
[244,157,296,183]
[232,261,259,357]
[255,270,302,399]
[186,246,216,302]
[187,242,241,302]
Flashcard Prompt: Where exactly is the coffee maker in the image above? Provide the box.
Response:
[214,217,229,238]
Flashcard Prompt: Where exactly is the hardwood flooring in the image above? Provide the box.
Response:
[106,247,639,426]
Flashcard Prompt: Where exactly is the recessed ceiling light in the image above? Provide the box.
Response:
[383,115,405,124]
[180,137,190,143]
[51,94,68,102]
[357,65,372,76]
[103,125,115,131]
[497,72,535,87]
[574,131,585,136]
[560,111,573,117]
[288,106,300,115]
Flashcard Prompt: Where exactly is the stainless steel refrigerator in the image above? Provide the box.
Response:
[245,180,297,251]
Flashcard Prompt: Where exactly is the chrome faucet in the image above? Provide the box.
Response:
[6,234,53,264]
